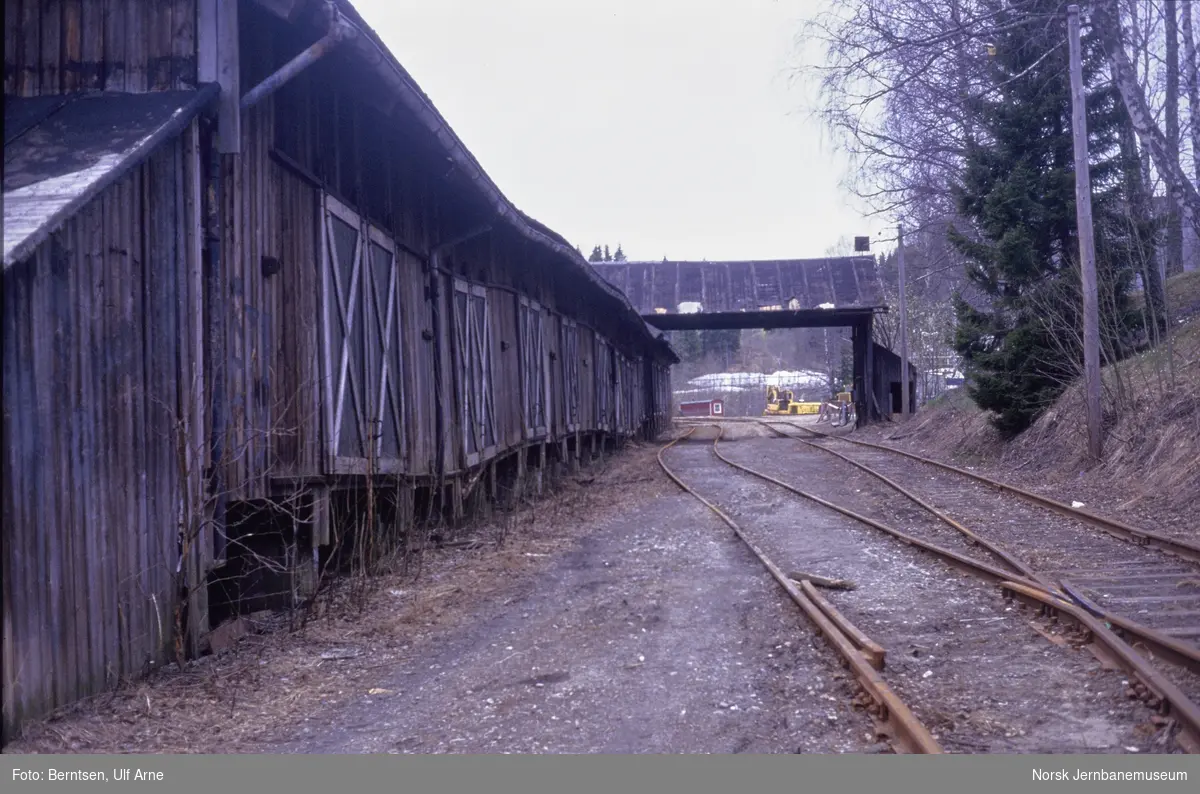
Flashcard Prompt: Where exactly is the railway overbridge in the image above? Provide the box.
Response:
[590,257,915,425]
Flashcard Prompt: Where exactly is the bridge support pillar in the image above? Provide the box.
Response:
[852,315,881,427]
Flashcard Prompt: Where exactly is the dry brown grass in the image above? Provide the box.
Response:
[2,441,672,754]
[1005,322,1200,512]
[880,388,1006,465]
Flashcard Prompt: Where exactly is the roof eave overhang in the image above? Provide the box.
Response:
[259,0,675,360]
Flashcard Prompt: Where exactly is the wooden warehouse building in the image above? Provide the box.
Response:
[2,0,677,740]
[867,345,918,419]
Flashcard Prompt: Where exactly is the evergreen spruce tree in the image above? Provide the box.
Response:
[589,245,604,262]
[603,245,612,262]
[613,244,627,262]
[949,0,1135,437]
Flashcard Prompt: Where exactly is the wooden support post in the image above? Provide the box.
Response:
[186,515,211,656]
[865,315,875,423]
[851,319,872,427]
[450,478,464,526]
[291,496,317,603]
[536,443,546,496]
[311,484,331,546]
[516,448,527,502]
[398,481,415,547]
[470,471,489,521]
[1068,4,1104,462]
[851,323,864,426]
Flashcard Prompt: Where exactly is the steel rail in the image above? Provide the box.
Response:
[708,429,1054,593]
[657,427,944,754]
[1000,581,1200,753]
[701,423,1200,752]
[783,421,1200,565]
[760,420,1200,677]
[757,422,1046,587]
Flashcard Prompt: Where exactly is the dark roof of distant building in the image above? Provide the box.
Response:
[589,256,883,314]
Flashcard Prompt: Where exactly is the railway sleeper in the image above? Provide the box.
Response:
[694,420,1200,753]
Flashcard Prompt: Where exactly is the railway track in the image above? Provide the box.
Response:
[781,421,1200,565]
[761,420,1200,677]
[658,426,943,754]
[660,421,1200,754]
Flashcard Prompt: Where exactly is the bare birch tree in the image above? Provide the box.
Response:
[1093,0,1200,240]
[799,0,1000,223]
[1183,0,1200,183]
[1165,0,1184,276]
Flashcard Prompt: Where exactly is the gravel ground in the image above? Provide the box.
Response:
[4,438,875,755]
[684,424,1174,753]
[271,441,875,754]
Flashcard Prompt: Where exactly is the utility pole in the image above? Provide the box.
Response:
[897,224,910,417]
[1068,4,1103,461]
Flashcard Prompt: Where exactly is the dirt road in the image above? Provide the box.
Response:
[268,445,874,753]
[4,439,873,754]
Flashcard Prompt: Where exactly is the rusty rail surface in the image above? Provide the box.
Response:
[760,420,1200,678]
[657,426,944,755]
[1000,581,1200,754]
[698,421,1200,752]
[797,579,887,671]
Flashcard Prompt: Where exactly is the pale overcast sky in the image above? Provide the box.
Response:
[351,0,885,261]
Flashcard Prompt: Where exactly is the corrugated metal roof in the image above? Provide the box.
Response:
[3,86,219,268]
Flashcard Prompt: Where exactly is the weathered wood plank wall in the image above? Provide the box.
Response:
[271,162,322,475]
[2,133,197,739]
[242,3,669,487]
[3,0,199,96]
[2,0,675,741]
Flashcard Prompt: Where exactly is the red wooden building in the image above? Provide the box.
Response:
[678,398,724,417]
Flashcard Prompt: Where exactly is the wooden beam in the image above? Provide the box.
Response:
[253,0,312,22]
[217,0,241,153]
[182,120,210,656]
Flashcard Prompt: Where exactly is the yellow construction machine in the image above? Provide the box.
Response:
[764,385,821,416]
